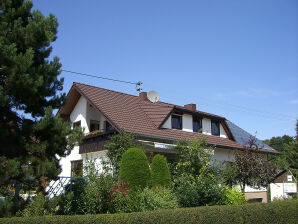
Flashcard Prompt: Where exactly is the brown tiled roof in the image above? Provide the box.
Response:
[60,82,278,154]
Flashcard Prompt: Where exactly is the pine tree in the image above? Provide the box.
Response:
[0,0,82,210]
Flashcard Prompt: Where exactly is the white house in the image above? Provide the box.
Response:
[55,82,279,202]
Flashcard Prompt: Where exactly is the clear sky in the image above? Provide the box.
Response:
[33,0,297,140]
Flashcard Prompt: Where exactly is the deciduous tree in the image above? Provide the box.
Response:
[223,136,277,193]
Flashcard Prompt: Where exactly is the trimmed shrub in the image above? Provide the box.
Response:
[1,200,297,224]
[113,187,178,213]
[119,148,150,190]
[220,188,247,205]
[151,154,172,188]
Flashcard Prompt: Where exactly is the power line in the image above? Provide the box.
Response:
[61,69,143,92]
[61,69,296,122]
[159,91,297,122]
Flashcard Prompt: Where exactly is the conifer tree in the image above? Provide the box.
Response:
[0,0,82,209]
[151,154,172,188]
[119,148,150,189]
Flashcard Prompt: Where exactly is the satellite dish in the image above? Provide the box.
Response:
[147,90,160,103]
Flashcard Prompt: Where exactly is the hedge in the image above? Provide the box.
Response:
[1,200,297,224]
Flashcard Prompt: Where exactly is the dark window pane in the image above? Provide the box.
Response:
[211,120,220,136]
[172,114,182,130]
[90,120,100,132]
[193,117,202,132]
[104,121,113,132]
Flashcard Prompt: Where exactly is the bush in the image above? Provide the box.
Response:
[1,200,297,224]
[119,148,150,190]
[57,175,115,215]
[83,174,115,214]
[220,188,247,205]
[56,178,88,215]
[113,187,178,213]
[105,130,137,176]
[0,197,14,218]
[21,194,57,217]
[174,176,225,207]
[151,154,172,188]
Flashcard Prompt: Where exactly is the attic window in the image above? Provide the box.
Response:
[193,117,202,132]
[73,121,81,129]
[172,114,182,130]
[211,120,220,136]
[90,120,100,132]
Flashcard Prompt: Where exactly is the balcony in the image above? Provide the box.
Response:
[79,129,116,154]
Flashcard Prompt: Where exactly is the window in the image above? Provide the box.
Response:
[171,114,182,130]
[193,117,202,132]
[211,120,220,136]
[90,120,100,132]
[104,120,113,132]
[71,160,83,177]
[73,120,81,129]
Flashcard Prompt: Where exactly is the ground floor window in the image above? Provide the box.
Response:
[71,160,83,177]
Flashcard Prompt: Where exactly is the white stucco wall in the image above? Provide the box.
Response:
[270,183,296,201]
[202,118,211,135]
[182,114,193,132]
[59,146,82,177]
[81,150,109,175]
[86,103,106,130]
[162,116,171,129]
[219,124,227,138]
[213,147,235,162]
[70,96,89,134]
[58,96,107,178]
[244,186,267,192]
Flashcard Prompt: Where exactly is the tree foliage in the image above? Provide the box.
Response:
[151,154,172,188]
[0,0,83,208]
[223,136,277,193]
[265,121,298,168]
[104,130,137,176]
[119,148,150,190]
[172,139,225,207]
[264,120,298,177]
[174,139,216,180]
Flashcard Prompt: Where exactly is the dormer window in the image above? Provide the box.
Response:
[211,120,220,136]
[172,114,182,130]
[193,117,202,132]
[90,120,100,132]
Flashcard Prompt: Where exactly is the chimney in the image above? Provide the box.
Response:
[184,103,196,111]
[139,92,147,101]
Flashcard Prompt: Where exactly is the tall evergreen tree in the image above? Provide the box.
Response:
[0,0,82,208]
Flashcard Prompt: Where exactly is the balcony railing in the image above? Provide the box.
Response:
[47,176,88,198]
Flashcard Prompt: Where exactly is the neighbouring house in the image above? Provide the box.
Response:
[270,170,298,201]
[55,82,279,201]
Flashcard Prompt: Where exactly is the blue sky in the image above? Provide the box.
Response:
[33,0,297,140]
